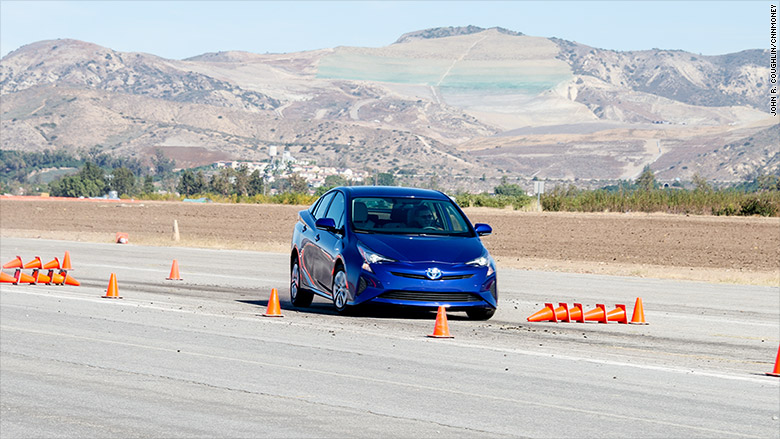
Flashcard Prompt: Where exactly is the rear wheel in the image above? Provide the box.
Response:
[290,258,313,307]
[466,307,495,320]
[332,268,351,314]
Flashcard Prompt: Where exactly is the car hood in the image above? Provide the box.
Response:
[356,234,486,264]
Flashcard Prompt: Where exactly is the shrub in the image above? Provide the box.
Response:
[454,193,532,210]
[739,197,777,217]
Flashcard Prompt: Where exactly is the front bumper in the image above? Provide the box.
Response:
[352,262,497,309]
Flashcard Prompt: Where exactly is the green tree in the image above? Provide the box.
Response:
[314,185,330,197]
[177,169,199,196]
[142,175,155,194]
[692,173,712,192]
[635,165,656,191]
[80,161,106,187]
[209,167,234,195]
[50,161,107,197]
[286,173,309,193]
[233,165,249,196]
[152,149,176,177]
[756,173,780,191]
[49,175,88,197]
[110,167,136,196]
[247,170,264,196]
[376,172,395,186]
[494,176,525,196]
[324,174,348,187]
[195,170,207,194]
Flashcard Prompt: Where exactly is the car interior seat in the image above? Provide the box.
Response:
[353,201,371,228]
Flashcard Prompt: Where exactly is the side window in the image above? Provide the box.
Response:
[313,192,335,219]
[308,197,319,214]
[325,192,346,229]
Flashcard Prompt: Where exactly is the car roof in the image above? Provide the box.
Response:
[339,186,450,200]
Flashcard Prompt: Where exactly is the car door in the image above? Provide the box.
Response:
[301,191,334,292]
[312,191,346,294]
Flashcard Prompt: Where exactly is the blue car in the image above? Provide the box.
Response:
[289,186,497,320]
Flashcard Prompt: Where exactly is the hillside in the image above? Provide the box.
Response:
[0,27,775,190]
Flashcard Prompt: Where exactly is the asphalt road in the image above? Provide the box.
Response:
[1,237,778,438]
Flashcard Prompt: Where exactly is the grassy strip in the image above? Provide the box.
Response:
[131,189,779,217]
[454,193,534,210]
[131,192,319,205]
[540,188,780,216]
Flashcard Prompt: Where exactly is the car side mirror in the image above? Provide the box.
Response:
[474,223,492,236]
[315,218,337,232]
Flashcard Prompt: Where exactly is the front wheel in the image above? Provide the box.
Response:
[290,259,313,307]
[466,307,495,320]
[331,268,351,315]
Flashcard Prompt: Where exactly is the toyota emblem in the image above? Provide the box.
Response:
[425,267,442,280]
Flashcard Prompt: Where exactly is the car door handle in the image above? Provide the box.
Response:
[315,234,320,242]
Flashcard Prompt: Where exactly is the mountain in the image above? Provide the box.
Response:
[0,28,775,190]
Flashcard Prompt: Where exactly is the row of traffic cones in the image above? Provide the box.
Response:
[527,297,647,324]
[1,252,79,286]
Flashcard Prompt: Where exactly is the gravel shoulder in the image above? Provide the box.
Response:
[1,197,777,285]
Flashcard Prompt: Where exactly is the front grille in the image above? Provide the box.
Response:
[378,290,481,302]
[391,272,474,281]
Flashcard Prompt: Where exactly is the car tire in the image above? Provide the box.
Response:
[466,307,495,320]
[290,258,313,307]
[331,267,352,315]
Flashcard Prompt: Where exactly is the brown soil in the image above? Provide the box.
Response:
[1,198,778,285]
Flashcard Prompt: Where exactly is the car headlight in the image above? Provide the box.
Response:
[357,243,395,272]
[467,256,489,267]
[467,252,495,276]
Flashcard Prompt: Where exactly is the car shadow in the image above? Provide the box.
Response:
[236,298,471,320]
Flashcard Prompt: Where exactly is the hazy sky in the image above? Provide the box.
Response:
[0,1,773,59]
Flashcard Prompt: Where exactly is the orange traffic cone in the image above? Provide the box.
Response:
[263,288,283,317]
[43,257,60,270]
[63,274,80,287]
[102,273,121,298]
[61,251,72,270]
[607,304,628,324]
[428,306,454,338]
[570,303,585,323]
[14,270,36,284]
[630,297,648,324]
[3,256,23,269]
[584,304,608,323]
[527,303,557,322]
[527,303,572,322]
[50,272,65,285]
[556,302,572,322]
[23,256,43,269]
[166,260,182,280]
[1,272,16,283]
[767,345,780,377]
[33,270,52,284]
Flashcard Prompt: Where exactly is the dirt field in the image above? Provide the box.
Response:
[1,197,778,285]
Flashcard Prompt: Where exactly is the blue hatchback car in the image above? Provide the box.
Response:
[290,186,497,319]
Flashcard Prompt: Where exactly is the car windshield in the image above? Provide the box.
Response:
[351,197,473,236]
